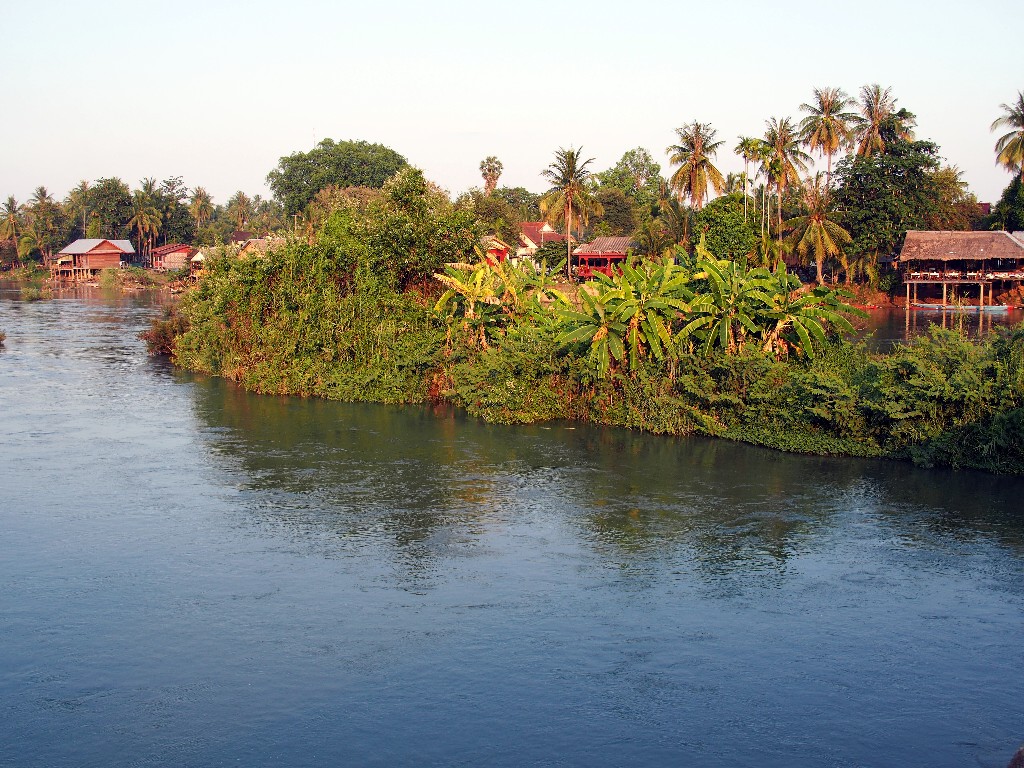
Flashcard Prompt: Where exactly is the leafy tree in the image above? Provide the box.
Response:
[799,87,856,186]
[925,166,980,231]
[666,121,725,210]
[590,187,636,236]
[493,186,541,221]
[457,188,522,248]
[65,181,91,238]
[366,167,478,289]
[691,193,756,260]
[991,91,1024,180]
[540,147,603,278]
[990,176,1024,232]
[24,187,69,260]
[785,173,851,284]
[226,191,253,230]
[594,148,663,207]
[88,178,132,239]
[833,129,941,281]
[632,218,674,258]
[129,190,162,260]
[267,138,408,215]
[479,156,503,195]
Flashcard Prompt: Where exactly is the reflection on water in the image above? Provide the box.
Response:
[2,291,1024,768]
[858,305,1023,351]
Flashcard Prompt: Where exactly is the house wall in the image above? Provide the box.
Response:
[164,250,190,270]
[80,250,123,270]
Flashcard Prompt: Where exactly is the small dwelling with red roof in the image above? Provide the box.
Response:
[482,235,511,264]
[517,221,567,259]
[573,236,635,279]
[151,243,195,272]
[51,238,135,280]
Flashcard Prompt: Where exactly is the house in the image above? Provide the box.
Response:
[151,243,195,272]
[517,221,567,259]
[238,236,285,256]
[898,230,1024,307]
[190,251,206,279]
[482,235,511,264]
[229,230,254,245]
[572,236,636,279]
[51,238,135,280]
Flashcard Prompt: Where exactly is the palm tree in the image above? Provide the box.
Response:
[539,147,602,279]
[1,196,23,267]
[764,117,810,246]
[785,173,851,285]
[129,190,162,263]
[189,187,214,228]
[735,136,764,223]
[226,191,253,230]
[666,121,725,210]
[991,91,1024,180]
[852,84,915,157]
[479,156,503,196]
[799,87,856,187]
[66,181,90,235]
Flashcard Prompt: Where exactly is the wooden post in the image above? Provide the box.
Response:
[942,282,947,306]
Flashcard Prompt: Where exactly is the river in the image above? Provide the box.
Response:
[1,287,1023,767]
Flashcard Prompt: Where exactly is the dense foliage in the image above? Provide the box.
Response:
[149,212,1024,474]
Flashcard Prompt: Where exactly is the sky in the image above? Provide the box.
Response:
[2,0,1020,206]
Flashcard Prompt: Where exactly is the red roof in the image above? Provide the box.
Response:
[519,221,566,248]
[152,243,194,257]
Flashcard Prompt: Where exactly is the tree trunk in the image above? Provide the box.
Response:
[566,197,573,281]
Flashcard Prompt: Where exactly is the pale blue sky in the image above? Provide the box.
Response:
[2,0,1019,206]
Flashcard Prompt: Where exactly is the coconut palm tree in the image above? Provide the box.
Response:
[666,121,725,210]
[991,90,1024,180]
[1,196,24,267]
[189,187,214,228]
[539,147,603,279]
[129,190,162,263]
[66,181,90,235]
[799,87,856,187]
[735,136,764,223]
[785,173,851,285]
[479,156,503,196]
[764,117,810,246]
[851,84,914,157]
[226,191,253,230]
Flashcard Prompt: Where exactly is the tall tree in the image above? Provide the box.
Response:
[666,121,725,210]
[267,138,408,215]
[991,90,1024,180]
[852,84,914,158]
[799,87,856,186]
[734,137,764,223]
[129,190,162,261]
[189,187,214,228]
[226,191,254,230]
[764,117,811,246]
[785,173,851,284]
[479,156,503,196]
[1,196,24,266]
[539,147,602,279]
[65,181,90,236]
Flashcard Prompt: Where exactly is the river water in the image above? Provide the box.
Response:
[2,287,1023,767]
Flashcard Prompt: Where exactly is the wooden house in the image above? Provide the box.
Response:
[572,236,635,279]
[482,235,511,265]
[898,230,1024,308]
[51,239,135,280]
[151,243,195,272]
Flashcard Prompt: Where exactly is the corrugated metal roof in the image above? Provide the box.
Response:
[573,236,635,256]
[58,238,135,255]
[152,242,193,256]
[899,231,1024,262]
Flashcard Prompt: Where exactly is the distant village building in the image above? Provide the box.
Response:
[151,243,195,272]
[190,251,206,279]
[572,236,636,279]
[229,230,254,245]
[517,221,567,259]
[51,238,135,280]
[481,235,511,264]
[898,230,1024,308]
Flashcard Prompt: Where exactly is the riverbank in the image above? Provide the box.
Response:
[146,236,1024,475]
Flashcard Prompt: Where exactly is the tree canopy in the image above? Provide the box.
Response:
[267,139,408,215]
